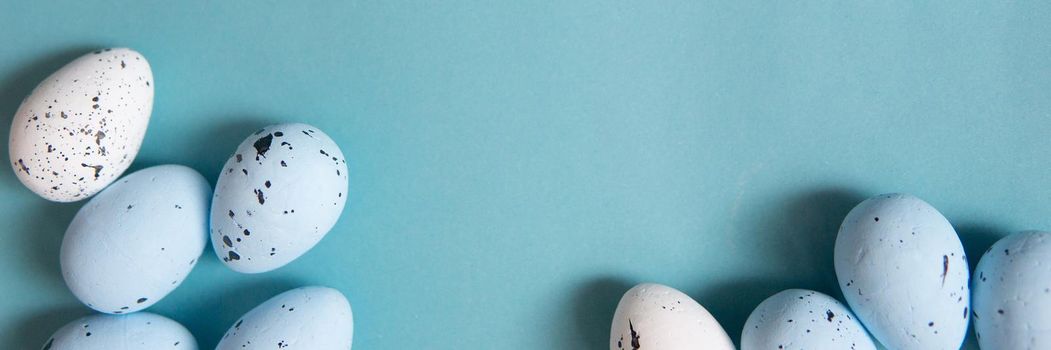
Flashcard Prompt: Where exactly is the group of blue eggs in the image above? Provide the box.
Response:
[609,193,1050,350]
[8,48,352,348]
[8,47,1049,350]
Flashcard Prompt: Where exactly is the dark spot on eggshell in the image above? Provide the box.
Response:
[81,163,103,178]
[253,133,273,160]
[628,319,641,350]
[941,255,949,286]
[228,251,241,261]
[254,189,266,204]
[222,235,233,247]
[137,297,148,303]
[826,309,835,322]
[16,159,30,175]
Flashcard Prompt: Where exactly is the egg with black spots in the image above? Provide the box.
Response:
[216,286,353,349]
[210,123,349,273]
[972,230,1051,350]
[9,48,153,202]
[61,165,210,314]
[834,193,969,350]
[742,289,877,350]
[610,283,734,350]
[42,312,197,349]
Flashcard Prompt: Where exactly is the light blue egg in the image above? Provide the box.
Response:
[215,286,353,349]
[61,165,210,314]
[43,312,197,350]
[834,193,969,350]
[972,231,1051,350]
[210,123,349,273]
[742,289,876,350]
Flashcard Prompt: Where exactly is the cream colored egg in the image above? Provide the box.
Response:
[9,48,152,202]
[610,283,735,350]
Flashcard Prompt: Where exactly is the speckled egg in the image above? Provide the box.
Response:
[8,48,152,202]
[834,193,969,350]
[210,123,348,273]
[42,312,197,350]
[610,283,734,350]
[216,286,353,349]
[741,289,877,350]
[61,165,210,314]
[972,230,1051,350]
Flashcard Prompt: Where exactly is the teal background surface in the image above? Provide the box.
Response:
[1,1,1049,349]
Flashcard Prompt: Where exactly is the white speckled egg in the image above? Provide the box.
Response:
[210,123,348,273]
[216,286,353,350]
[741,289,876,350]
[610,283,734,350]
[42,312,197,350]
[8,48,153,202]
[972,231,1051,350]
[834,193,969,350]
[61,165,210,314]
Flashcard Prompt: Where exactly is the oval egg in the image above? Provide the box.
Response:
[216,286,354,349]
[741,289,876,350]
[972,230,1051,350]
[61,165,210,314]
[210,123,348,273]
[42,312,197,350]
[833,193,969,350]
[609,283,734,350]
[9,48,153,202]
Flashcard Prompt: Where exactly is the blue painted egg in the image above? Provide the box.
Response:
[972,231,1051,349]
[741,289,876,350]
[210,123,349,273]
[834,193,969,350]
[61,165,210,314]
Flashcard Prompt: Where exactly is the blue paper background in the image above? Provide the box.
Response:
[1,1,1048,349]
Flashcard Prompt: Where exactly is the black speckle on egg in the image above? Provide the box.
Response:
[254,189,266,204]
[253,133,273,160]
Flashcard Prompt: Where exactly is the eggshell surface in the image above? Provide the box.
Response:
[9,48,152,202]
[210,123,348,273]
[834,193,969,350]
[610,283,734,350]
[972,230,1051,350]
[216,286,354,350]
[61,165,210,314]
[42,312,197,350]
[741,289,876,350]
